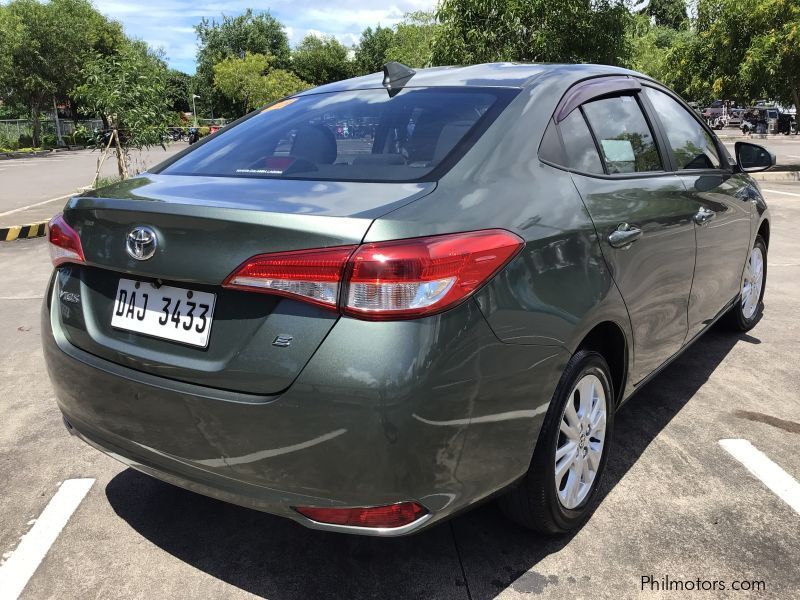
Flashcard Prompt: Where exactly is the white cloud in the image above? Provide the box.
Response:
[92,0,437,72]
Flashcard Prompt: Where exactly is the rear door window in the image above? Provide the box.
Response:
[560,110,604,174]
[644,87,721,170]
[159,88,516,182]
[582,96,663,174]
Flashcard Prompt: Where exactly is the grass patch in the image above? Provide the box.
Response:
[0,147,45,153]
[93,175,123,189]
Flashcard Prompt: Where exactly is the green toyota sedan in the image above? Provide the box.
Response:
[42,63,773,536]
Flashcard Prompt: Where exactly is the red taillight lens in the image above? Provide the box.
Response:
[344,229,523,319]
[47,213,85,267]
[223,229,523,318]
[223,245,357,308]
[294,502,427,529]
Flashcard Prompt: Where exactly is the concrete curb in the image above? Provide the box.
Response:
[0,146,89,161]
[751,171,800,182]
[1,221,48,242]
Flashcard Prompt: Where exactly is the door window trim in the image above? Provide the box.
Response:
[549,92,668,179]
[540,75,735,179]
[638,83,732,174]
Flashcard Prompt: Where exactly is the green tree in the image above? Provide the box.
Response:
[195,10,291,118]
[626,12,695,95]
[354,26,395,75]
[291,35,353,85]
[386,11,438,68]
[431,0,630,66]
[736,0,800,109]
[0,7,24,87]
[165,70,195,113]
[73,41,171,177]
[2,0,124,146]
[213,52,308,114]
[676,0,800,107]
[641,0,688,30]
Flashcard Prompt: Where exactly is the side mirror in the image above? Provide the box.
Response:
[735,141,775,173]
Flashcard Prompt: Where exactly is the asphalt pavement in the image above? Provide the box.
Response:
[0,182,798,598]
[0,144,186,229]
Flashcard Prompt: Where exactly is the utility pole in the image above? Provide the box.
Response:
[53,97,65,147]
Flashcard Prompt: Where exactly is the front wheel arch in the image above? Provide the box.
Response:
[757,219,770,249]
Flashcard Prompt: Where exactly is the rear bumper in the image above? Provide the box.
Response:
[43,273,568,535]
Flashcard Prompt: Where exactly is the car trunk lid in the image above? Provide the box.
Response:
[54,174,434,394]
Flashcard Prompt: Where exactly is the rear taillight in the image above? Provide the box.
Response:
[223,229,523,319]
[47,213,85,267]
[294,502,428,529]
[223,246,357,308]
[344,230,523,319]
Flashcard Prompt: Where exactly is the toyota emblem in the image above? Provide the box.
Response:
[126,226,158,261]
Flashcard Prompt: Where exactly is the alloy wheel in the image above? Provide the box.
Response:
[742,246,765,320]
[554,373,607,510]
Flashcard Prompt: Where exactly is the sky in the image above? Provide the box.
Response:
[93,1,438,74]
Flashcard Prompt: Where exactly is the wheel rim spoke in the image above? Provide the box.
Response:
[560,419,579,440]
[577,378,594,419]
[566,466,580,506]
[556,446,577,481]
[589,401,605,431]
[556,440,577,462]
[587,443,602,471]
[563,399,580,430]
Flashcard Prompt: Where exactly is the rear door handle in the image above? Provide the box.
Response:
[607,223,643,248]
[694,207,715,225]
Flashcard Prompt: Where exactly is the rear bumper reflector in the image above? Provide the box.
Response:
[294,502,428,529]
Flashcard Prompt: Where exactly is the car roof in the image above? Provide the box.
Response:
[294,62,646,96]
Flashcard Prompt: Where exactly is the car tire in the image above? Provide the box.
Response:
[499,350,614,534]
[726,235,767,332]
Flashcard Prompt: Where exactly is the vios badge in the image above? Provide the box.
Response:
[126,226,158,261]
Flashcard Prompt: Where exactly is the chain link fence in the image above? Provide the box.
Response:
[0,118,104,143]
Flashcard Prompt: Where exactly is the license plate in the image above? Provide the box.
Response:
[111,278,216,348]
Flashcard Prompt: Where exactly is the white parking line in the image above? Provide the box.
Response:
[787,154,800,159]
[762,188,800,198]
[0,194,73,219]
[719,439,800,514]
[0,478,94,600]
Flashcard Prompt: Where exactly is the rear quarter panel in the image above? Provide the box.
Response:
[366,75,634,360]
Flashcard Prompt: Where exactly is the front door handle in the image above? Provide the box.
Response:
[607,223,643,248]
[694,207,715,225]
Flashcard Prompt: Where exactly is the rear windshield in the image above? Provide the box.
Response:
[159,88,515,182]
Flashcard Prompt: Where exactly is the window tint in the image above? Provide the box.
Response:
[160,88,514,182]
[582,96,662,174]
[644,88,721,170]
[539,119,566,166]
[560,110,603,174]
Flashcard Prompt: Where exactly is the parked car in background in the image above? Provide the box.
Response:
[777,112,797,135]
[741,107,782,134]
[44,63,773,536]
[709,107,744,130]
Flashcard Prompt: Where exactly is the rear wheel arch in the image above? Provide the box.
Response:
[574,321,628,408]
